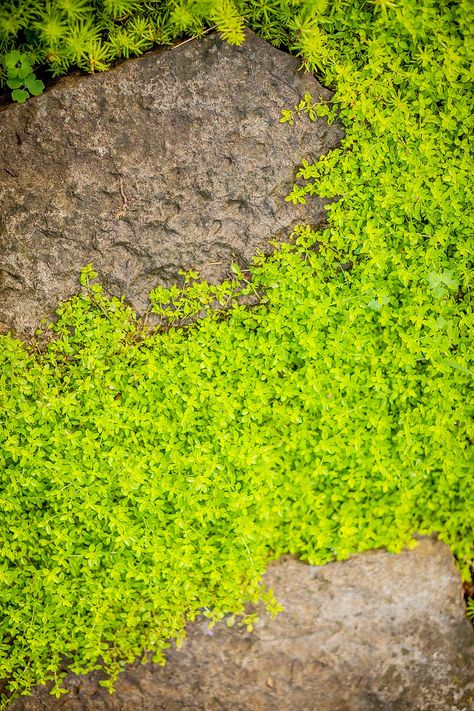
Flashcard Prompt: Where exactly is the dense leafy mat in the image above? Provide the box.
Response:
[1,0,473,705]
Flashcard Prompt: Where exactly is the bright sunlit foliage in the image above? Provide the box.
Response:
[0,0,472,706]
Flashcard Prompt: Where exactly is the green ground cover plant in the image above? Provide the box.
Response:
[3,49,44,101]
[0,0,473,706]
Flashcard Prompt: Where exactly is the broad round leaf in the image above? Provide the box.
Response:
[6,78,22,90]
[24,75,45,96]
[11,88,29,103]
[4,49,22,69]
[17,62,34,80]
[6,67,20,80]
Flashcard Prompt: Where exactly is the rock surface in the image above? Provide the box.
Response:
[0,30,342,337]
[9,538,474,710]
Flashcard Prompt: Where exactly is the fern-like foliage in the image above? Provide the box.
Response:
[210,0,246,44]
[467,599,474,623]
[0,0,372,84]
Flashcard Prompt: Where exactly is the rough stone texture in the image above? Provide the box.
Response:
[8,538,474,711]
[0,30,342,337]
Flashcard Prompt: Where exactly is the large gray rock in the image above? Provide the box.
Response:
[0,30,342,337]
[9,538,474,710]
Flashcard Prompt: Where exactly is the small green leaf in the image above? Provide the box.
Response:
[427,272,442,289]
[17,62,34,80]
[367,299,381,310]
[11,88,30,103]
[279,109,294,125]
[4,50,22,69]
[6,67,20,80]
[441,270,458,291]
[6,78,22,89]
[24,75,45,96]
[230,263,243,279]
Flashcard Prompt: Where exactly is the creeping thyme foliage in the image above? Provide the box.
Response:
[0,0,473,705]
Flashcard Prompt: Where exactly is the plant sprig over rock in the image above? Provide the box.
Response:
[0,0,473,706]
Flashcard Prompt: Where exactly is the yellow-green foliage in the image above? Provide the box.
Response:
[1,0,473,706]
